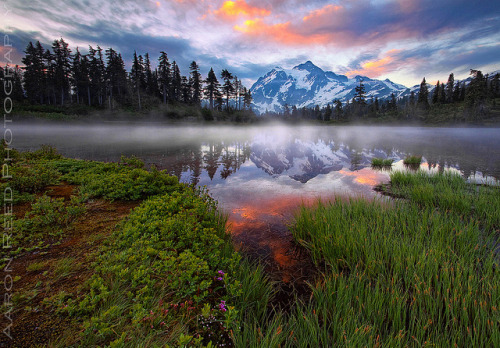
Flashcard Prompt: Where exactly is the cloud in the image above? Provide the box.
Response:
[302,4,342,22]
[234,18,330,45]
[345,50,402,78]
[215,0,271,20]
[234,0,500,49]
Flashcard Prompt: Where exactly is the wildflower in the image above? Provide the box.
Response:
[219,300,227,312]
[218,270,225,276]
[217,277,223,281]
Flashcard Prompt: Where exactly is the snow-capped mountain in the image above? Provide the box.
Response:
[250,61,409,114]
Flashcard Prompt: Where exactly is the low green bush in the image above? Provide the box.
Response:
[68,188,245,346]
[10,195,86,255]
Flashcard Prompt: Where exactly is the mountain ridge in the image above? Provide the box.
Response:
[249,61,411,114]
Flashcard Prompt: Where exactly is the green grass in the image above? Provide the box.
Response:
[283,171,499,346]
[54,257,79,279]
[371,157,394,167]
[403,155,423,165]
[26,260,51,272]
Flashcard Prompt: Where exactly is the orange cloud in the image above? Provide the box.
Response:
[303,4,342,22]
[215,0,270,19]
[346,50,401,78]
[234,18,330,45]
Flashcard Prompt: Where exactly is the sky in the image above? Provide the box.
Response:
[1,0,499,88]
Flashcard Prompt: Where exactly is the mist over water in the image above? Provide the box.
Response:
[12,122,500,269]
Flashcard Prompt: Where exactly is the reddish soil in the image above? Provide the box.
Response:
[0,184,139,347]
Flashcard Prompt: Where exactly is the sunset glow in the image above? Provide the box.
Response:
[1,0,499,87]
[303,4,342,22]
[346,50,402,78]
[215,0,270,19]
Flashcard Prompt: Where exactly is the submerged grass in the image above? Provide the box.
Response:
[371,157,394,167]
[403,155,423,165]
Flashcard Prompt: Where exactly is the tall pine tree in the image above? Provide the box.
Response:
[189,61,202,106]
[204,68,220,110]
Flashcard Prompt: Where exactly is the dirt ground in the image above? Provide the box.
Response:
[0,184,139,347]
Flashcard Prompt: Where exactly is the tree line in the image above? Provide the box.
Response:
[269,70,500,123]
[0,38,253,116]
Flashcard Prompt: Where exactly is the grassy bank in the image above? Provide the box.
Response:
[0,146,274,347]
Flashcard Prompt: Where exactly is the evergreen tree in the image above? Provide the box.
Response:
[465,69,486,107]
[44,48,56,105]
[181,75,191,103]
[354,79,366,105]
[22,41,45,103]
[439,83,446,104]
[51,38,72,105]
[72,48,84,104]
[204,68,220,110]
[243,87,252,110]
[324,103,332,121]
[221,69,234,111]
[157,51,171,104]
[89,45,106,106]
[105,48,128,108]
[189,61,202,105]
[491,73,500,98]
[334,99,343,119]
[130,50,143,110]
[170,61,181,102]
[458,82,466,101]
[409,91,416,106]
[453,82,461,103]
[144,53,157,97]
[432,81,440,104]
[446,73,454,103]
[234,77,243,110]
[389,93,397,111]
[417,77,429,109]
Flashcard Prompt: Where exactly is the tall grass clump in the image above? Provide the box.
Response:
[403,155,422,165]
[389,170,500,230]
[287,171,499,346]
[371,157,394,167]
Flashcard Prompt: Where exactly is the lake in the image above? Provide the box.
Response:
[12,122,500,279]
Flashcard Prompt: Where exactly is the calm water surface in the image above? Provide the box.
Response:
[13,122,500,276]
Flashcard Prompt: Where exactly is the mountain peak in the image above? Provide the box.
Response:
[294,60,322,72]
